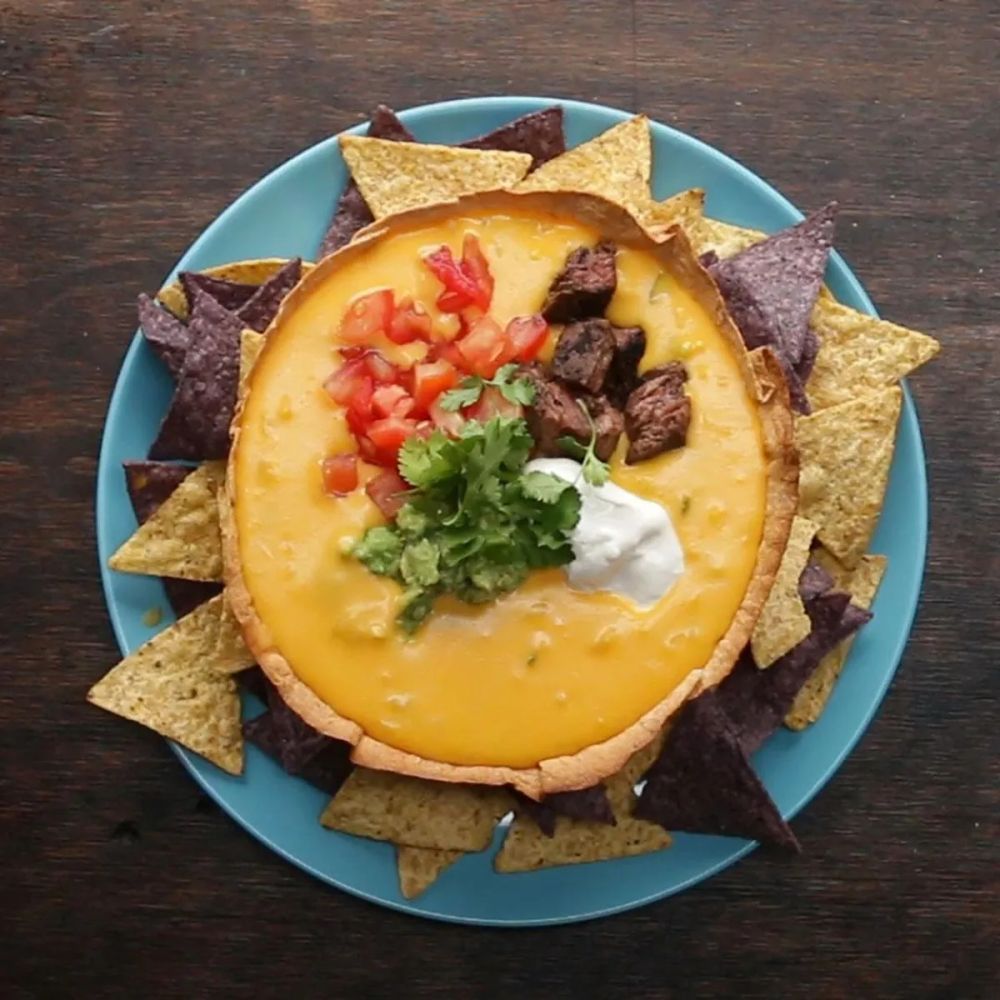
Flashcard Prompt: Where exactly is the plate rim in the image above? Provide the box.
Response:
[95,94,929,926]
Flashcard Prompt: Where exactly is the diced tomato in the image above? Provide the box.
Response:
[466,385,523,422]
[371,384,415,419]
[411,359,459,411]
[427,340,471,373]
[365,470,410,519]
[429,396,466,437]
[424,246,482,313]
[321,454,358,496]
[387,296,434,344]
[324,359,372,407]
[339,289,394,344]
[361,349,400,385]
[506,314,549,362]
[461,234,494,309]
[457,316,509,378]
[367,416,418,456]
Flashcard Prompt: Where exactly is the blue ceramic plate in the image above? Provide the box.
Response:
[97,96,927,926]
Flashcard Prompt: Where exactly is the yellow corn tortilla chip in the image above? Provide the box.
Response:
[157,259,308,321]
[213,592,254,674]
[396,846,462,899]
[515,115,651,214]
[238,328,265,404]
[320,768,512,851]
[87,596,243,773]
[693,216,767,259]
[751,516,819,667]
[796,386,902,568]
[807,299,940,411]
[109,461,224,581]
[340,136,531,219]
[494,737,670,873]
[637,188,706,238]
[786,551,888,729]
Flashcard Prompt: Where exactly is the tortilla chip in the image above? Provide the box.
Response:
[180,272,258,315]
[137,294,189,379]
[235,257,302,332]
[636,694,799,850]
[321,769,512,851]
[212,594,254,673]
[786,552,888,729]
[637,188,705,237]
[109,460,224,581]
[340,136,531,219]
[396,846,462,899]
[157,259,299,321]
[751,516,819,667]
[693,216,767,259]
[463,106,566,169]
[149,290,243,460]
[494,739,670,872]
[796,386,902,566]
[807,299,940,411]
[87,596,243,774]
[238,329,265,403]
[515,115,652,213]
[515,784,615,837]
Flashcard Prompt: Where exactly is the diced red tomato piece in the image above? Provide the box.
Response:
[461,234,494,309]
[424,246,482,313]
[339,289,394,344]
[371,384,415,419]
[324,359,372,407]
[506,314,549,362]
[457,316,509,378]
[362,350,400,385]
[411,359,459,411]
[365,470,410,519]
[466,385,523,422]
[321,454,358,496]
[387,296,434,344]
[429,396,466,437]
[427,340,471,373]
[367,416,418,456]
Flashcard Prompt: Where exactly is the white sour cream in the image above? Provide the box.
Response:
[526,457,685,608]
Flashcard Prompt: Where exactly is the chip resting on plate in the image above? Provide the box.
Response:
[157,258,301,320]
[180,270,259,314]
[515,115,651,214]
[212,594,254,674]
[339,136,532,219]
[110,460,225,581]
[137,293,189,379]
[693,216,768,260]
[639,188,706,238]
[149,290,244,460]
[238,329,265,403]
[462,105,566,167]
[87,595,243,774]
[234,257,302,332]
[494,739,670,872]
[786,552,888,729]
[396,846,462,899]
[796,385,902,566]
[321,769,512,851]
[751,515,819,668]
[806,300,941,410]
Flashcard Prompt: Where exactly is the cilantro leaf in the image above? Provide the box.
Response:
[398,430,457,487]
[558,400,610,486]
[438,377,483,412]
[520,470,573,504]
[400,538,441,587]
[353,526,404,576]
[438,364,536,413]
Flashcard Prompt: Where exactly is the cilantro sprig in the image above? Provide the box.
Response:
[438,363,536,412]
[353,416,581,633]
[558,400,610,486]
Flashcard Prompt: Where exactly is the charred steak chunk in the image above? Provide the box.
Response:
[586,394,625,461]
[624,363,691,464]
[551,318,616,394]
[541,241,618,323]
[604,324,647,408]
[520,364,591,455]
[640,360,688,393]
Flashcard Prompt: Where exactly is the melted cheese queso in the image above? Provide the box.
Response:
[235,210,766,767]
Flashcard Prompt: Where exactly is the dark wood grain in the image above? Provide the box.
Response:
[1,1,998,996]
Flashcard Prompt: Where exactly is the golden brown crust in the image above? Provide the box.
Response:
[221,190,799,796]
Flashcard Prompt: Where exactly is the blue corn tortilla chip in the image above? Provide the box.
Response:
[148,289,243,460]
[462,106,566,170]
[180,271,258,314]
[235,664,270,704]
[122,460,222,617]
[319,105,416,256]
[798,559,835,601]
[243,679,353,795]
[708,203,837,413]
[235,258,302,332]
[515,784,615,837]
[137,293,189,379]
[636,694,800,851]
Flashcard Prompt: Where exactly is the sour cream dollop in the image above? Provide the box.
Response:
[526,457,685,607]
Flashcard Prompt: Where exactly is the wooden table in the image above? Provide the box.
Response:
[2,2,997,996]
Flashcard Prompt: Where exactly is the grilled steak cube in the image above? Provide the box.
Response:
[624,364,691,464]
[604,324,647,408]
[586,394,624,461]
[640,360,688,393]
[541,241,618,323]
[520,364,591,455]
[551,318,616,394]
